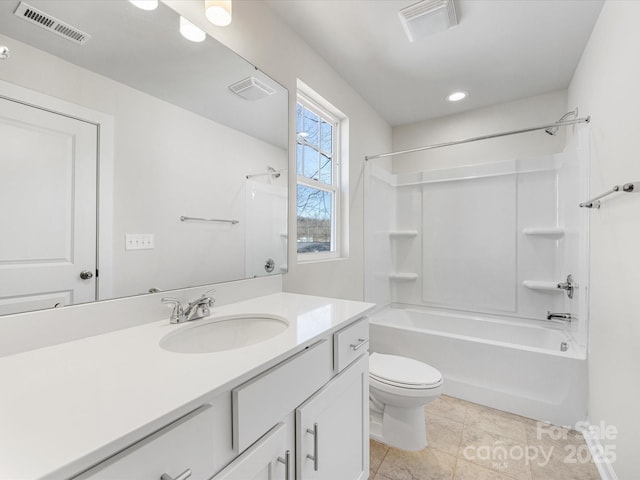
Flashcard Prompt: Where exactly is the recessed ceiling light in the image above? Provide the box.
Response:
[447,91,468,102]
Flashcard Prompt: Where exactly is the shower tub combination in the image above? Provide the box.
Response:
[369,305,587,427]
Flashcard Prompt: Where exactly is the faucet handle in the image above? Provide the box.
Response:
[161,296,180,306]
[196,289,216,306]
[161,297,185,322]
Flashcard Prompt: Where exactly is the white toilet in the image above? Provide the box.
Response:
[369,352,443,451]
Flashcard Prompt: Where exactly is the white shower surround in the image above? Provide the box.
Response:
[370,304,588,426]
[364,125,591,426]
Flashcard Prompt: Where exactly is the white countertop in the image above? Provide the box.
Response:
[0,293,375,480]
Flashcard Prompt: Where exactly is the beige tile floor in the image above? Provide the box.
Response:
[370,395,602,480]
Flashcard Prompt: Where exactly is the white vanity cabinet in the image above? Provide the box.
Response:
[71,316,369,480]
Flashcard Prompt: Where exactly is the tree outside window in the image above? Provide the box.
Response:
[296,96,340,256]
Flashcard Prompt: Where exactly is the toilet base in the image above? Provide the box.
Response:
[369,402,428,451]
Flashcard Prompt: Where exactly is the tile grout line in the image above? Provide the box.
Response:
[450,402,469,480]
[371,444,390,479]
[524,424,535,480]
[451,451,460,480]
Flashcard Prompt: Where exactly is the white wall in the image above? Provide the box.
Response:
[166,1,392,301]
[392,90,568,173]
[568,2,640,477]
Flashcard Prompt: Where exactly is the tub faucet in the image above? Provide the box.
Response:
[557,274,575,299]
[546,311,573,323]
[161,290,215,324]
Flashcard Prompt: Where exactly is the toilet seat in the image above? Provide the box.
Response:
[370,375,442,390]
[369,352,442,390]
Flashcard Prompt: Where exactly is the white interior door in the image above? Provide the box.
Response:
[0,96,97,315]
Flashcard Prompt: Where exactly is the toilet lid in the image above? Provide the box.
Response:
[369,352,442,388]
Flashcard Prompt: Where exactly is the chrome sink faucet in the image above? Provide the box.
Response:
[162,290,216,324]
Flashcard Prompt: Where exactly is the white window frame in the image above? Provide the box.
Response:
[296,91,342,262]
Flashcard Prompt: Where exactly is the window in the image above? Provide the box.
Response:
[296,92,342,258]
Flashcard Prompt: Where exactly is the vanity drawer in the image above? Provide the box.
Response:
[75,405,217,480]
[333,317,369,372]
[232,339,332,453]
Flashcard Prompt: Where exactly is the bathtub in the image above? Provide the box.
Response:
[369,304,588,426]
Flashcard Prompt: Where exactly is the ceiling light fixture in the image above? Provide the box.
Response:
[128,0,158,11]
[447,91,468,102]
[205,0,232,27]
[179,16,206,42]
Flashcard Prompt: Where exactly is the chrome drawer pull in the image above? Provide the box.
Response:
[306,422,319,471]
[349,338,369,351]
[160,468,192,480]
[277,449,291,480]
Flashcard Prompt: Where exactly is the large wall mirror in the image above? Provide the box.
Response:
[0,0,288,316]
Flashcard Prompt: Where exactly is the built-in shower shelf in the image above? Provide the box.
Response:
[389,230,419,238]
[390,272,418,281]
[522,227,565,238]
[522,280,562,293]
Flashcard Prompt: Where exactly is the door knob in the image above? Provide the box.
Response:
[80,270,94,280]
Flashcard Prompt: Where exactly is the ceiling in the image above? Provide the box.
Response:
[0,0,287,148]
[265,0,604,127]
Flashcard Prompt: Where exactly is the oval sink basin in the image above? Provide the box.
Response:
[160,314,289,354]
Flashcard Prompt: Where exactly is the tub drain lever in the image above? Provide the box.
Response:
[546,311,573,323]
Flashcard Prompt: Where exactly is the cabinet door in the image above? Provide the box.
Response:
[214,420,292,480]
[296,355,368,480]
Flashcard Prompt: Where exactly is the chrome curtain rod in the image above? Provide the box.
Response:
[364,116,590,161]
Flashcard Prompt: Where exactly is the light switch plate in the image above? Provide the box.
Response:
[125,234,154,250]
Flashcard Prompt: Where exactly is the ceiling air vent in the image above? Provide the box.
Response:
[13,2,91,45]
[229,76,276,101]
[398,0,458,42]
